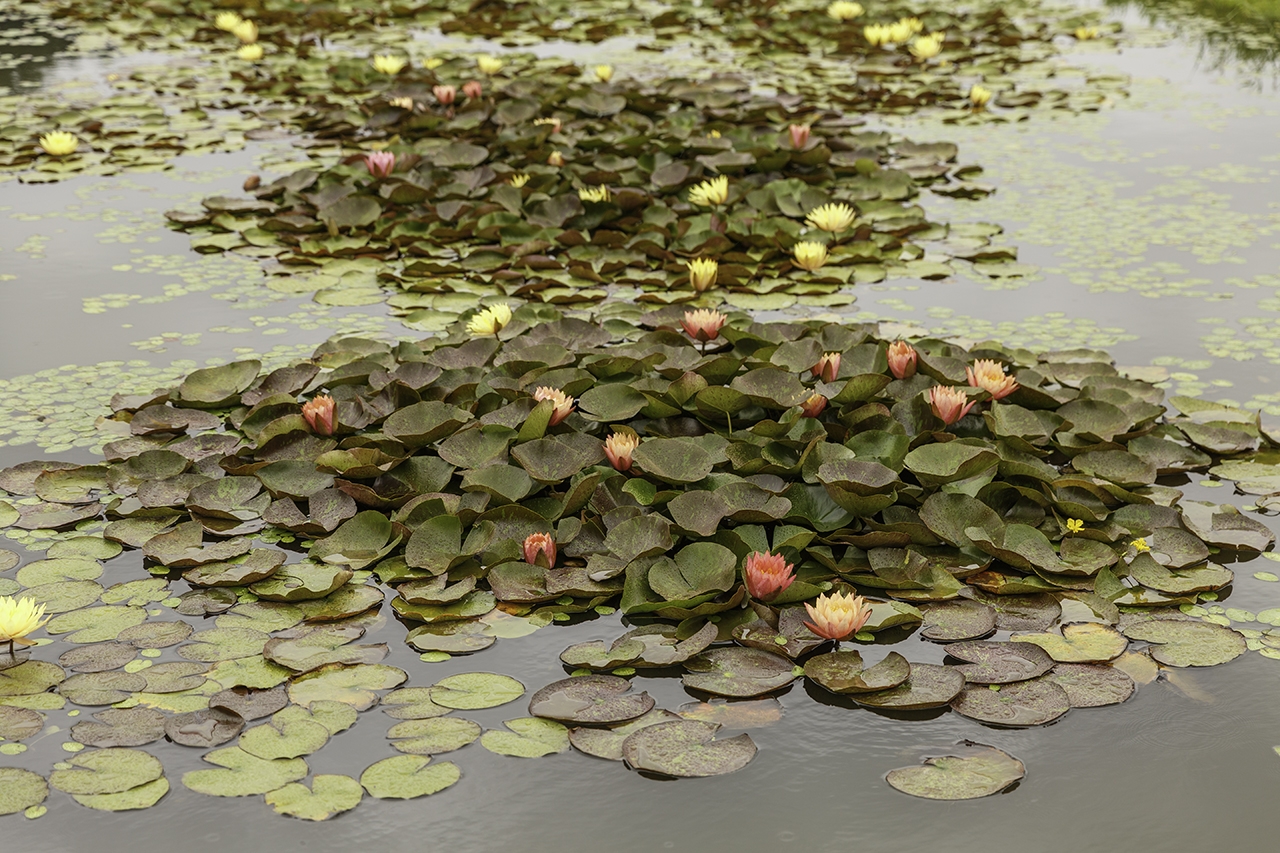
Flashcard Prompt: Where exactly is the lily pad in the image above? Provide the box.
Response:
[529,674,655,726]
[480,717,570,757]
[166,707,245,748]
[431,672,525,710]
[569,709,683,761]
[71,708,166,747]
[1044,663,1135,708]
[0,768,48,815]
[360,755,460,799]
[920,599,997,642]
[945,641,1055,684]
[265,774,364,821]
[682,647,797,698]
[1012,623,1128,663]
[1120,620,1247,667]
[804,651,911,695]
[853,664,966,710]
[50,748,165,795]
[620,720,757,778]
[886,742,1025,800]
[387,717,482,755]
[950,678,1071,727]
[182,746,308,797]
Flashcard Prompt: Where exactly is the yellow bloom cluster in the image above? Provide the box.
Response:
[578,185,611,203]
[686,258,719,292]
[39,131,78,156]
[594,65,613,82]
[509,173,531,188]
[909,32,945,60]
[969,84,993,108]
[865,16,923,46]
[826,1,864,21]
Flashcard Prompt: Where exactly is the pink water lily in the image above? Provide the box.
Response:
[789,123,811,149]
[887,341,917,380]
[532,386,575,426]
[523,532,556,568]
[301,394,336,435]
[804,591,872,640]
[433,84,456,105]
[929,385,975,426]
[801,393,828,418]
[363,151,395,179]
[462,80,483,99]
[812,352,841,383]
[604,432,640,472]
[744,551,796,603]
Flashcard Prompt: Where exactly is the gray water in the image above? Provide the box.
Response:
[2,6,1280,851]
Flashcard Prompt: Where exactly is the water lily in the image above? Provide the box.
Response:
[523,532,556,568]
[232,19,258,43]
[805,202,856,233]
[1075,25,1101,40]
[532,386,575,426]
[363,151,395,178]
[433,84,456,105]
[687,174,729,206]
[466,303,513,337]
[789,123,811,149]
[372,54,407,75]
[681,308,727,343]
[0,596,49,656]
[389,96,415,110]
[864,23,891,46]
[812,352,841,383]
[929,385,975,425]
[1130,537,1151,553]
[477,55,504,75]
[804,590,871,641]
[887,340,917,379]
[214,11,243,31]
[604,432,640,472]
[743,551,796,602]
[801,393,828,418]
[966,359,1019,400]
[909,32,944,60]
[424,58,445,70]
[579,185,610,203]
[547,150,565,167]
[594,64,614,82]
[462,80,483,99]
[301,395,336,436]
[826,1,864,21]
[509,173,530,188]
[1066,518,1085,534]
[969,84,993,109]
[534,116,563,133]
[792,241,828,271]
[687,258,719,292]
[38,131,78,157]
[237,43,264,61]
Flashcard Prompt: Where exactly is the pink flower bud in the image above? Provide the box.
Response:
[301,395,336,436]
[887,341,917,380]
[929,385,975,426]
[800,393,828,418]
[532,386,575,426]
[462,80,483,99]
[523,532,556,568]
[433,84,456,105]
[604,432,639,472]
[789,123,811,149]
[363,151,395,179]
[681,309,726,343]
[744,551,796,602]
[547,150,565,167]
[812,352,841,383]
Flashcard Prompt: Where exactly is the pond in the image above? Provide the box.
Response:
[2,0,1280,849]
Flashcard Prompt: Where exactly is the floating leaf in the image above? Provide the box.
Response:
[480,717,570,757]
[529,675,655,726]
[621,720,756,778]
[886,742,1025,800]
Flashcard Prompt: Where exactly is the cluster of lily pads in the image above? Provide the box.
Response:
[0,308,1276,815]
[168,61,1014,321]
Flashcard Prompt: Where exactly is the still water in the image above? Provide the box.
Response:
[1,3,1279,851]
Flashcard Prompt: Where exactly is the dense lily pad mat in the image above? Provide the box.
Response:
[0,308,1276,814]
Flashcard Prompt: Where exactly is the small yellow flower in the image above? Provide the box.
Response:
[594,64,613,82]
[827,1,864,21]
[509,173,530,188]
[805,202,856,233]
[1066,518,1084,534]
[237,43,264,61]
[901,16,924,33]
[232,19,258,44]
[424,57,445,70]
[579,185,610,204]
[686,258,719,292]
[534,116,563,133]
[1075,25,1101,40]
[864,23,891,46]
[687,174,729,206]
[547,150,565,167]
[372,54,407,75]
[708,129,722,138]
[467,304,513,336]
[214,11,243,31]
[909,32,944,60]
[477,55,504,75]
[969,84,993,109]
[1130,537,1151,553]
[792,241,829,271]
[39,131,78,157]
[389,96,415,110]
[0,596,49,653]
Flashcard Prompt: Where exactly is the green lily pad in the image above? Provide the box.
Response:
[620,720,757,778]
[177,627,269,663]
[431,672,525,710]
[388,717,482,755]
[1044,663,1135,707]
[529,674,655,726]
[0,704,43,741]
[945,641,1055,683]
[950,678,1070,727]
[853,664,966,710]
[920,599,997,642]
[73,777,170,812]
[886,742,1025,800]
[0,660,66,696]
[287,663,408,710]
[0,768,48,815]
[182,746,308,797]
[360,755,460,800]
[70,708,165,747]
[569,709,684,761]
[682,647,797,698]
[165,707,245,748]
[265,774,364,821]
[1120,619,1246,667]
[1012,623,1128,663]
[480,717,570,758]
[50,748,164,795]
[239,707,332,760]
[803,651,911,695]
[175,360,261,408]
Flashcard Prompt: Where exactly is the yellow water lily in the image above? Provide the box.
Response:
[372,54,407,75]
[805,202,856,233]
[792,241,829,271]
[214,11,243,31]
[687,174,729,206]
[424,57,445,70]
[1075,25,1101,40]
[969,84,993,108]
[237,43,264,61]
[579,185,610,203]
[39,131,78,156]
[389,96,415,110]
[509,173,530,188]
[909,32,944,60]
[1066,518,1084,534]
[477,55,504,75]
[827,1,864,21]
[0,596,49,655]
[232,19,258,44]
[686,258,719,292]
[467,304,513,337]
[864,23,892,46]
[1130,537,1151,553]
[594,64,614,82]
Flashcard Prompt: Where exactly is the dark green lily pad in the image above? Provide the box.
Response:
[1044,663,1135,707]
[165,707,245,748]
[1120,619,1246,667]
[1012,623,1128,663]
[682,647,797,697]
[569,709,683,761]
[886,742,1025,800]
[921,599,997,642]
[71,708,166,747]
[804,650,911,695]
[854,664,966,710]
[620,720,756,778]
[950,678,1070,727]
[944,641,1054,684]
[529,675,655,726]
